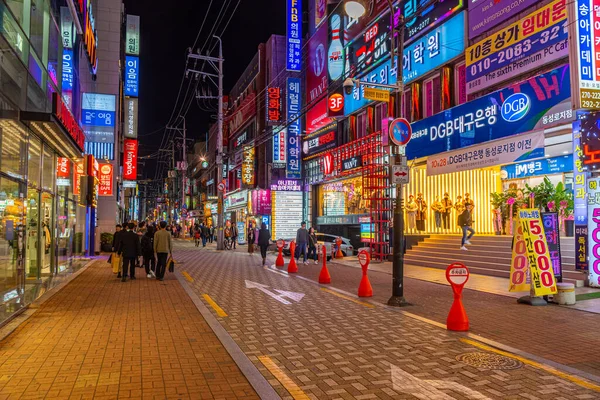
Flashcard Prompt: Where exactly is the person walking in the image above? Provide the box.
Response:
[194,226,201,247]
[295,221,309,265]
[141,225,156,278]
[112,224,123,278]
[118,222,141,282]
[247,222,256,256]
[258,222,271,266]
[154,221,172,281]
[231,223,238,249]
[209,226,214,243]
[458,204,475,251]
[307,227,318,264]
[201,223,209,247]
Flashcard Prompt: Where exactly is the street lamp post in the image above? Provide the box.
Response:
[345,0,408,306]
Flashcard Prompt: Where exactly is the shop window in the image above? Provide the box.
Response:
[5,0,25,28]
[0,36,27,108]
[423,75,441,118]
[47,13,59,88]
[402,89,411,121]
[0,2,29,64]
[0,120,27,180]
[374,103,387,132]
[0,177,26,298]
[29,0,48,64]
[454,62,466,105]
[357,111,367,139]
[27,134,41,188]
[41,146,54,192]
[318,177,369,217]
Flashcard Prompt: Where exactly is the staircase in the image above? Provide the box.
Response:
[404,235,586,287]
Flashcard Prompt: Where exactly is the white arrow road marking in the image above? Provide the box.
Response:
[391,364,491,400]
[245,280,304,305]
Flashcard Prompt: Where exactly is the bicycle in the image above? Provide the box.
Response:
[224,236,233,250]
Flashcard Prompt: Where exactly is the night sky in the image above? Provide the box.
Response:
[123,0,287,177]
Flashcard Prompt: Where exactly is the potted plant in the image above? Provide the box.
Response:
[525,177,556,211]
[550,181,574,237]
[100,232,114,253]
[490,191,506,235]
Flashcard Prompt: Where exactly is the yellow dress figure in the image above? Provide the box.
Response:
[406,195,418,230]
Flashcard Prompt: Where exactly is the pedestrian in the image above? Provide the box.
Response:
[247,222,256,255]
[118,222,141,282]
[231,223,238,249]
[141,225,156,278]
[154,221,173,281]
[458,203,475,251]
[307,227,318,264]
[224,224,232,249]
[209,226,214,243]
[112,224,123,278]
[295,221,309,265]
[258,222,270,266]
[194,226,201,247]
[201,223,209,247]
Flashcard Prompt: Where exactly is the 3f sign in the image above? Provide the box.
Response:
[290,0,299,21]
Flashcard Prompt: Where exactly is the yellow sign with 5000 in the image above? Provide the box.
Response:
[465,0,567,66]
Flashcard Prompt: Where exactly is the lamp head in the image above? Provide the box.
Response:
[345,0,369,19]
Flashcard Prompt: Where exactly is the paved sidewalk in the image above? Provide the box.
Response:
[173,242,600,399]
[0,259,258,400]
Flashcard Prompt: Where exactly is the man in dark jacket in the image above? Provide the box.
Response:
[458,204,475,251]
[118,222,142,282]
[295,221,309,264]
[258,223,271,266]
[112,224,123,278]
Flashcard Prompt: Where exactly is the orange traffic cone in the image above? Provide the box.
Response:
[319,245,331,284]
[357,250,372,297]
[335,238,344,259]
[288,241,298,273]
[275,241,285,267]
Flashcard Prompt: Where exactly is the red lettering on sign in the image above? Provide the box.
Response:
[52,93,85,152]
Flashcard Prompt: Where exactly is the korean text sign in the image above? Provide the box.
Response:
[123,139,138,180]
[509,224,531,292]
[468,0,540,39]
[465,0,568,95]
[347,16,391,78]
[407,65,572,160]
[575,0,600,108]
[541,212,562,279]
[241,146,255,185]
[98,163,113,196]
[518,208,558,296]
[124,56,139,97]
[286,77,302,179]
[587,179,600,287]
[501,155,572,179]
[402,12,465,84]
[396,0,464,44]
[272,130,287,167]
[345,59,397,115]
[286,0,302,71]
[266,87,282,124]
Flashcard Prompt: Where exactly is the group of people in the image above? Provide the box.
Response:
[192,223,216,247]
[112,221,173,282]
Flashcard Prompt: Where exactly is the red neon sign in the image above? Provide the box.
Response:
[267,87,281,123]
[323,153,334,175]
[56,157,71,178]
[98,163,113,196]
[123,139,138,180]
[52,93,85,152]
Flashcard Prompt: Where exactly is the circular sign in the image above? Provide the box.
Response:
[389,118,412,146]
[446,262,470,287]
[217,182,226,192]
[358,250,370,267]
[328,93,344,113]
[276,239,285,249]
[201,160,209,169]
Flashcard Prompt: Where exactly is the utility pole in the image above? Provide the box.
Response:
[181,118,187,238]
[187,35,224,250]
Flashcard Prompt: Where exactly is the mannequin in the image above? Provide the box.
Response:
[406,195,418,230]
[431,197,443,229]
[464,193,475,209]
[415,193,427,232]
[441,192,453,229]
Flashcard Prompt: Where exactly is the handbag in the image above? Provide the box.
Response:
[167,256,175,273]
[111,253,122,274]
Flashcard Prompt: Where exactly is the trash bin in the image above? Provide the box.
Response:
[555,282,576,305]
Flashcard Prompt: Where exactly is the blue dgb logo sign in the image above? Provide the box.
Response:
[501,93,530,122]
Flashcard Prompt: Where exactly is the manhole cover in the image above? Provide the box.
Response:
[456,352,523,370]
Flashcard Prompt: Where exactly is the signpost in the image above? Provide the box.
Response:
[217,181,226,192]
[391,164,409,185]
[363,87,390,102]
[389,118,412,147]
[445,262,470,331]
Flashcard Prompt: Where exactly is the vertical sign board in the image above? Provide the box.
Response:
[541,212,562,280]
[124,56,139,97]
[573,119,588,270]
[98,163,113,196]
[241,146,255,185]
[125,15,140,56]
[588,179,600,287]
[518,209,558,296]
[574,0,600,109]
[272,130,287,167]
[125,97,138,138]
[509,224,531,292]
[62,49,74,109]
[123,139,138,181]
[266,87,282,125]
[286,0,302,71]
[286,77,302,179]
[468,0,539,39]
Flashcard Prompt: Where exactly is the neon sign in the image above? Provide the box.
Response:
[52,93,85,152]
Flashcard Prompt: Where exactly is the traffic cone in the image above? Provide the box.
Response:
[275,242,285,267]
[319,245,331,284]
[357,250,372,297]
[288,241,298,273]
[447,299,469,331]
[335,238,344,259]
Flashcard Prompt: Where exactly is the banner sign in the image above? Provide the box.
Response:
[345,58,396,115]
[426,130,545,176]
[266,87,282,124]
[307,98,334,133]
[125,97,138,138]
[61,49,74,107]
[251,189,272,215]
[270,179,302,191]
[241,146,255,185]
[82,93,116,127]
[124,56,139,97]
[73,161,83,195]
[344,0,389,42]
[125,15,140,56]
[341,155,363,172]
[395,0,464,44]
[347,15,391,78]
[468,0,540,39]
[509,224,531,292]
[518,208,558,296]
[574,0,600,109]
[403,12,465,84]
[588,179,600,286]
[303,127,337,158]
[286,0,302,71]
[501,155,572,179]
[541,212,562,279]
[60,7,74,49]
[98,163,113,196]
[408,65,572,160]
[273,129,287,167]
[123,139,138,180]
[286,77,302,179]
[307,23,328,104]
[272,191,303,240]
[56,157,70,178]
[328,5,345,83]
[576,226,588,271]
[465,0,568,95]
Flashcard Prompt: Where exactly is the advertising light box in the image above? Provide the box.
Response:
[124,56,139,97]
[345,59,396,115]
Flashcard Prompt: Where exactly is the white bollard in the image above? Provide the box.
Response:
[555,282,576,305]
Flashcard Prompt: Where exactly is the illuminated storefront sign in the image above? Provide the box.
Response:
[346,17,391,78]
[124,56,139,97]
[501,155,572,179]
[273,130,287,167]
[266,87,282,124]
[286,0,302,71]
[125,97,138,138]
[587,179,600,287]
[60,7,74,49]
[83,0,98,74]
[345,58,396,115]
[123,139,138,180]
[82,93,116,127]
[125,15,140,56]
[468,0,540,39]
[465,0,568,95]
[328,91,344,118]
[73,161,83,195]
[315,0,327,27]
[573,119,588,272]
[581,111,600,171]
[251,189,272,215]
[286,77,301,179]
[98,163,113,196]
[575,0,600,109]
[56,157,71,186]
[52,93,85,152]
[62,49,74,109]
[344,0,389,42]
[407,65,572,160]
[270,179,302,191]
[307,23,328,104]
[341,155,363,172]
[328,7,345,83]
[306,98,334,133]
[272,190,303,240]
[241,146,255,185]
[403,12,465,84]
[395,0,464,43]
[303,127,337,157]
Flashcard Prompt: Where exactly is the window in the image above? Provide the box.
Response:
[454,62,466,105]
[402,89,411,121]
[29,0,49,64]
[423,75,441,118]
[374,103,387,132]
[0,120,28,180]
[42,145,54,191]
[28,134,41,188]
[356,111,367,139]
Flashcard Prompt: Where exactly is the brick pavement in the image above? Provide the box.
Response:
[174,241,600,400]
[0,258,258,400]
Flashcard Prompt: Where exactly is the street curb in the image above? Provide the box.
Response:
[0,257,99,342]
[174,271,281,400]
